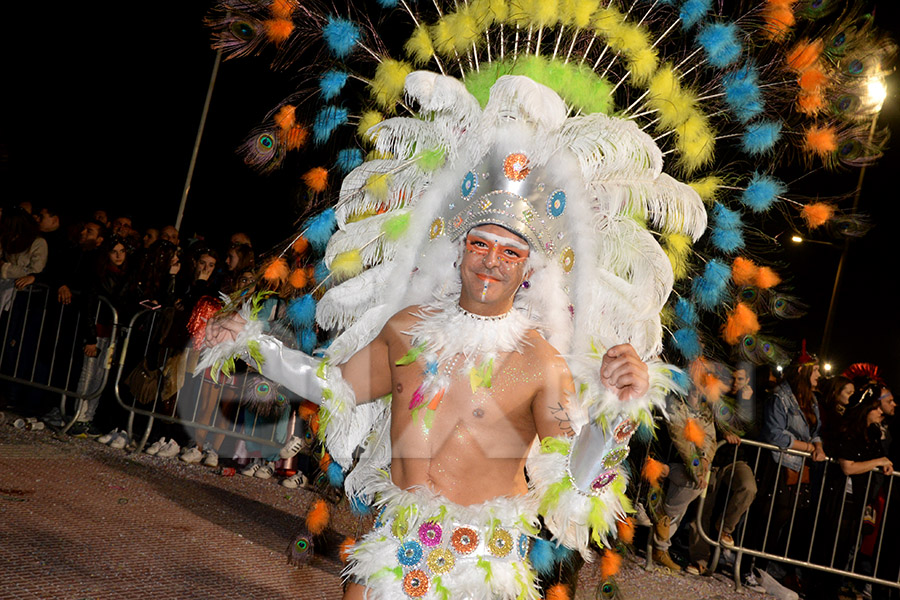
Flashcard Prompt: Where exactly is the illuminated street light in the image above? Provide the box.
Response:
[791,235,803,243]
[823,363,832,372]
[866,75,887,114]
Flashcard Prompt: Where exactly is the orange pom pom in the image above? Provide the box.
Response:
[723,302,760,345]
[684,418,706,446]
[274,105,296,131]
[731,256,759,286]
[642,457,666,488]
[797,91,825,115]
[319,452,332,472]
[303,167,329,193]
[799,67,828,91]
[546,584,571,600]
[617,517,635,544]
[764,3,796,41]
[601,549,623,579]
[285,125,309,150]
[306,499,330,535]
[298,400,318,420]
[804,125,837,158]
[339,537,356,563]
[289,268,308,289]
[292,235,310,255]
[264,18,294,44]
[263,257,290,284]
[801,202,835,229]
[270,0,296,19]
[755,266,781,289]
[309,412,320,435]
[786,39,823,72]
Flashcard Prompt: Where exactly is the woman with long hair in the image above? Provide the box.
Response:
[821,375,855,453]
[0,207,48,310]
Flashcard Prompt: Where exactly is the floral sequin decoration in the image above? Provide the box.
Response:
[487,528,513,557]
[547,189,566,218]
[590,470,618,492]
[450,527,478,554]
[614,419,637,443]
[503,153,531,181]
[418,522,443,547]
[461,171,478,199]
[403,569,429,598]
[429,217,444,239]
[426,548,455,574]
[560,247,575,273]
[602,446,630,469]
[517,533,531,559]
[397,540,424,566]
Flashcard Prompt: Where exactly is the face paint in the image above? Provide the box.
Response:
[465,231,529,266]
[481,278,489,301]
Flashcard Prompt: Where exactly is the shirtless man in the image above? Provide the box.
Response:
[206,224,650,599]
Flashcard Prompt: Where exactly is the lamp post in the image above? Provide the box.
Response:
[820,73,888,358]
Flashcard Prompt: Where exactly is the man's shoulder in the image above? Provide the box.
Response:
[522,329,569,371]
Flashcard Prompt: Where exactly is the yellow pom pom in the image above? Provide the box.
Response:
[371,59,412,110]
[648,65,692,130]
[662,233,692,280]
[488,0,509,22]
[357,110,384,142]
[689,176,722,203]
[529,0,559,28]
[330,250,364,281]
[448,12,482,52]
[431,18,454,55]
[365,172,392,201]
[405,24,434,65]
[629,46,659,86]
[572,0,601,28]
[676,113,715,173]
[593,6,622,36]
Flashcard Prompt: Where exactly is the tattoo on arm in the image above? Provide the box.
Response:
[549,402,575,436]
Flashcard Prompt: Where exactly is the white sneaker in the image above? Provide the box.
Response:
[109,432,130,450]
[203,448,219,468]
[156,439,181,459]
[240,462,261,477]
[634,502,652,527]
[742,571,766,594]
[255,462,276,479]
[279,435,307,459]
[145,438,167,455]
[756,569,799,600]
[97,428,120,444]
[180,446,204,464]
[281,472,308,489]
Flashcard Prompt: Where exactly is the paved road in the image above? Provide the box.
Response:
[0,420,772,599]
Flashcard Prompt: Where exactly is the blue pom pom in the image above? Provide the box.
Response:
[634,421,655,443]
[349,496,372,516]
[287,294,317,328]
[674,297,698,327]
[314,260,331,287]
[711,227,745,253]
[741,172,785,213]
[692,259,731,310]
[336,148,364,174]
[670,367,692,393]
[741,120,782,155]
[529,539,557,575]
[322,17,360,59]
[313,105,349,145]
[673,328,703,360]
[680,0,712,29]
[303,208,337,253]
[553,544,574,564]
[375,0,399,7]
[319,70,349,101]
[712,203,742,230]
[326,461,345,487]
[299,328,317,354]
[722,63,763,123]
[697,22,742,69]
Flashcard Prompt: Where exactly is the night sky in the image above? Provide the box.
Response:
[2,2,898,388]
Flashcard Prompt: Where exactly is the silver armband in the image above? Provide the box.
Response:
[251,337,329,405]
[568,415,638,495]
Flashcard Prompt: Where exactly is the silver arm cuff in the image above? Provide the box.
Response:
[252,337,328,405]
[568,415,632,494]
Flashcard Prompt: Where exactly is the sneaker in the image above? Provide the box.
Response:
[634,502,653,527]
[686,562,708,576]
[652,548,682,572]
[255,462,276,479]
[862,583,873,600]
[720,532,735,548]
[742,571,766,594]
[279,435,308,460]
[145,438,167,455]
[203,448,219,468]
[109,432,130,450]
[97,428,120,444]
[42,407,65,428]
[654,515,673,542]
[180,446,204,464]
[719,548,736,568]
[281,472,308,489]
[156,439,181,459]
[68,421,102,438]
[240,462,262,477]
[757,568,799,600]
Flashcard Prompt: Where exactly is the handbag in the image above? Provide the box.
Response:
[784,464,810,486]
[124,359,160,405]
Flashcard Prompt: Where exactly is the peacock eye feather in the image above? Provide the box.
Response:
[231,21,256,41]
[257,134,274,150]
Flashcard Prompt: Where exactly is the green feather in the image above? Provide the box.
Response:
[382,212,411,241]
[477,557,493,581]
[416,147,446,171]
[395,343,426,366]
[247,340,263,366]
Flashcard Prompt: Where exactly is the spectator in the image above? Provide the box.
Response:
[221,243,255,294]
[56,219,106,305]
[26,204,68,292]
[142,227,159,249]
[0,207,48,310]
[160,225,179,247]
[229,231,252,248]
[93,209,109,228]
[821,375,855,452]
[133,240,179,307]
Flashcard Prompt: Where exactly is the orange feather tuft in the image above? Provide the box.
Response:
[641,457,666,488]
[546,584,571,600]
[289,268,308,289]
[722,302,760,345]
[264,18,294,44]
[309,413,320,435]
[786,39,823,72]
[303,167,329,193]
[274,105,296,131]
[755,266,781,289]
[764,3,796,41]
[263,257,290,284]
[617,517,635,544]
[306,499,330,535]
[601,549,623,579]
[298,400,318,420]
[731,256,759,286]
[339,537,356,563]
[799,67,828,91]
[699,373,728,402]
[319,452,332,472]
[292,235,310,255]
[285,125,309,150]
[797,91,824,115]
[684,418,706,446]
[801,202,835,229]
[804,125,837,158]
[270,0,296,19]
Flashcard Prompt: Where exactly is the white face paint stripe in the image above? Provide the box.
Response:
[467,229,529,251]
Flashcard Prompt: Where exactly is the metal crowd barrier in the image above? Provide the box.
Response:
[694,437,899,593]
[112,307,292,454]
[0,284,118,432]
